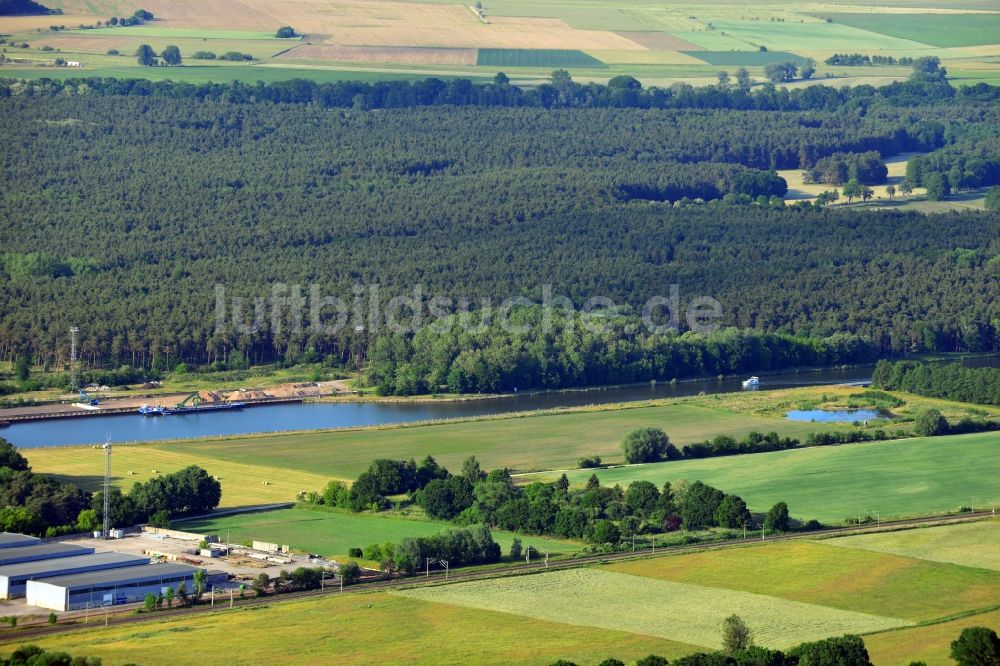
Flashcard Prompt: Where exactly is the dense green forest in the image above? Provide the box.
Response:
[872,360,1000,406]
[1,76,999,389]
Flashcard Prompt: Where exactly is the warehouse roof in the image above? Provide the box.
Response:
[0,533,40,549]
[0,552,148,579]
[31,562,203,590]
[0,543,93,565]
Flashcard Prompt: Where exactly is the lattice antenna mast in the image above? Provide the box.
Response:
[103,435,112,539]
[69,327,80,392]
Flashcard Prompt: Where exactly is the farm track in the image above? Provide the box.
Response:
[1,511,994,644]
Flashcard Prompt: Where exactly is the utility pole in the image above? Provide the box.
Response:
[69,326,79,392]
[544,551,549,568]
[426,557,433,577]
[102,436,112,539]
[761,526,765,542]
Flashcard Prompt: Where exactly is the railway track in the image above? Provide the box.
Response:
[1,510,994,643]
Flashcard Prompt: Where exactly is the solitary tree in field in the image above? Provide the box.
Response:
[722,614,753,654]
[842,179,863,203]
[621,427,674,464]
[950,627,1000,665]
[764,61,797,83]
[885,184,896,199]
[275,26,297,38]
[800,58,816,80]
[135,43,155,66]
[764,501,790,532]
[717,70,731,90]
[915,408,948,436]
[900,180,914,196]
[161,44,181,66]
[736,67,752,92]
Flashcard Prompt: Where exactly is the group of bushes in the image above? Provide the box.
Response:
[95,465,222,529]
[361,524,501,575]
[803,150,887,185]
[825,53,914,67]
[0,438,90,537]
[311,452,792,555]
[193,51,254,61]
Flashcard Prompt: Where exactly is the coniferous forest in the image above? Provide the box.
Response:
[1,75,998,392]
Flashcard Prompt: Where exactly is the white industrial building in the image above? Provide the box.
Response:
[0,533,41,550]
[27,562,210,611]
[0,542,93,566]
[0,552,149,599]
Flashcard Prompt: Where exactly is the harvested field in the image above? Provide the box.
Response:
[46,0,646,51]
[13,592,701,665]
[826,520,1000,572]
[614,31,703,51]
[398,568,910,649]
[279,44,477,66]
[30,35,134,53]
[0,14,97,32]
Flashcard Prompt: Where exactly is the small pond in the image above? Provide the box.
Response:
[786,409,886,423]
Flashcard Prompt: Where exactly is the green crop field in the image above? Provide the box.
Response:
[178,506,582,559]
[398,568,910,649]
[686,51,809,66]
[608,534,1000,621]
[826,13,1000,48]
[710,19,931,52]
[476,49,606,68]
[7,592,699,665]
[522,432,1000,523]
[826,521,1000,572]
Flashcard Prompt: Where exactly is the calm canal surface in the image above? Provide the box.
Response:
[6,357,997,448]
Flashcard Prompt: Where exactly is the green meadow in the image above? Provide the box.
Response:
[826,13,1000,48]
[178,506,582,559]
[687,50,809,66]
[523,432,1000,523]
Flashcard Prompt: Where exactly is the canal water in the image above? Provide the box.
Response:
[5,365,874,448]
[5,356,996,448]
